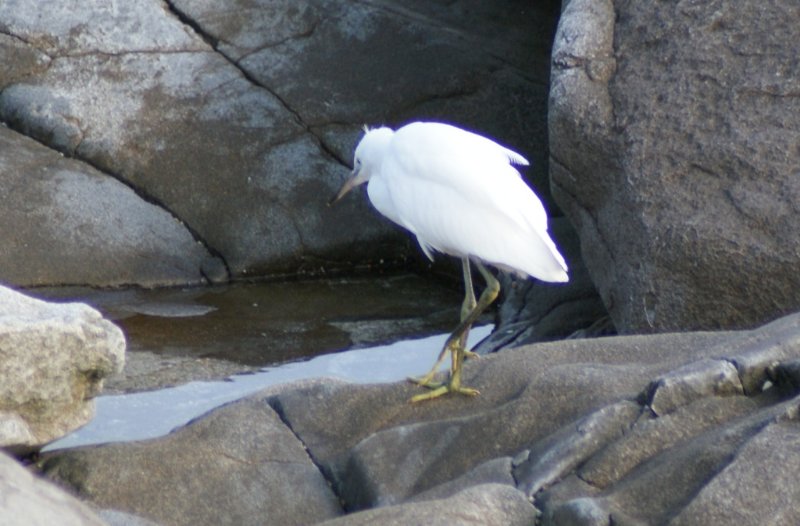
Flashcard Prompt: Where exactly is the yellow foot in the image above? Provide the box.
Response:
[463,349,479,360]
[409,384,480,403]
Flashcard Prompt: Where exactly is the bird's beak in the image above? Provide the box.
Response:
[328,171,359,206]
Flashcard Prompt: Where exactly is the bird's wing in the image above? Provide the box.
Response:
[382,166,567,281]
[388,122,549,237]
[393,122,529,169]
[379,124,567,281]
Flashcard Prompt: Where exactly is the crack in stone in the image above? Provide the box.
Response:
[265,396,348,511]
[224,63,350,170]
[721,356,753,395]
[217,449,309,468]
[161,0,219,49]
[0,20,232,282]
[739,86,800,98]
[233,17,322,64]
[0,27,54,59]
[55,47,211,59]
[311,128,352,169]
[0,24,206,61]
[161,0,272,103]
[162,0,350,173]
[1,119,233,283]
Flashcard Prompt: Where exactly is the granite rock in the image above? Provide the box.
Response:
[0,285,124,453]
[550,0,800,333]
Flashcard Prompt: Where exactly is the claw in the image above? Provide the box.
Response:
[407,259,498,403]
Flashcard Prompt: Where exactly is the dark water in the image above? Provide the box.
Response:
[33,273,467,368]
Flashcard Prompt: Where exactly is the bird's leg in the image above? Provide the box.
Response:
[410,258,476,388]
[460,258,479,361]
[410,262,500,402]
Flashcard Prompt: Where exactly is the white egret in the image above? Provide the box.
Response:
[331,122,568,402]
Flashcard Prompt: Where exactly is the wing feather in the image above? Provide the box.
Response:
[374,122,567,281]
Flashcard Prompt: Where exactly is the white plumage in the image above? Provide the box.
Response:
[331,121,568,401]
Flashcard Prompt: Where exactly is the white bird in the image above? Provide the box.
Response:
[331,122,568,402]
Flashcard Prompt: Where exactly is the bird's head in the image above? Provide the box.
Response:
[329,125,394,205]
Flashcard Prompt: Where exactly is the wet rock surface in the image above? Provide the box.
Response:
[36,311,800,525]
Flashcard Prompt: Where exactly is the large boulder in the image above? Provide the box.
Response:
[39,396,343,526]
[39,310,800,524]
[0,0,564,285]
[0,286,124,453]
[549,0,800,333]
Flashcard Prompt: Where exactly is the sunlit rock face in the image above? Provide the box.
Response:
[0,127,227,288]
[0,286,125,453]
[0,0,561,284]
